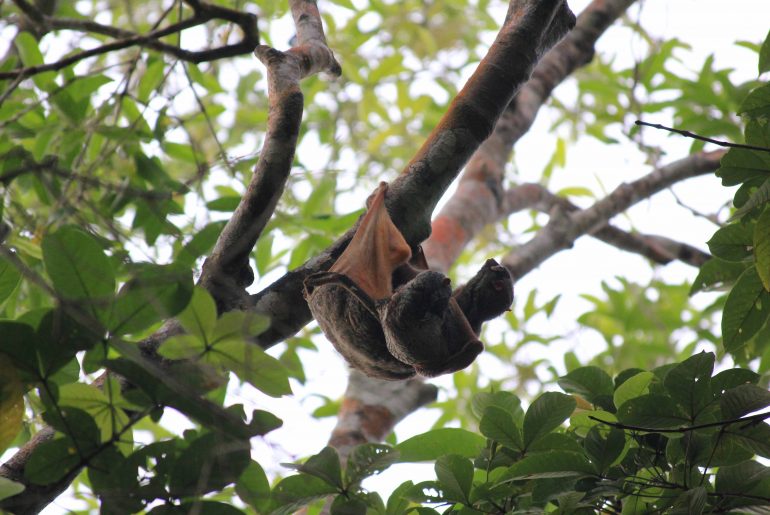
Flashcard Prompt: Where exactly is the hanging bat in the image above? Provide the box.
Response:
[303,182,513,379]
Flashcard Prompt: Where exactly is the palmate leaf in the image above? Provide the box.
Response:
[522,392,576,448]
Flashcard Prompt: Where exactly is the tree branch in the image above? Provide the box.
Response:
[200,0,340,311]
[249,0,577,350]
[502,150,725,278]
[320,0,632,462]
[504,183,711,267]
[0,0,259,81]
[423,0,636,271]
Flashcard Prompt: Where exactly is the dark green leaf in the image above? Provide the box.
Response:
[471,391,522,421]
[760,29,770,74]
[236,461,271,513]
[707,223,754,261]
[522,392,576,448]
[396,428,485,462]
[616,394,689,429]
[24,437,81,485]
[42,225,115,305]
[755,205,770,290]
[721,384,770,419]
[716,460,770,494]
[109,264,193,335]
[663,352,714,418]
[716,148,770,187]
[0,255,21,305]
[583,427,625,473]
[724,421,770,458]
[722,266,770,352]
[501,451,594,480]
[330,495,367,515]
[689,258,749,295]
[287,447,343,489]
[270,474,339,515]
[434,454,473,503]
[558,366,614,409]
[712,368,760,396]
[169,432,251,497]
[386,481,414,515]
[345,444,399,488]
[479,406,522,450]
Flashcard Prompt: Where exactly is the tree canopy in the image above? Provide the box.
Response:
[1,0,769,514]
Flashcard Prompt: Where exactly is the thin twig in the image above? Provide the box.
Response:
[589,410,770,434]
[636,120,770,154]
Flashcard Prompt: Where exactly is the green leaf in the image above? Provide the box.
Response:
[177,286,218,341]
[739,83,770,119]
[42,225,115,303]
[138,58,165,103]
[211,310,270,344]
[690,258,748,295]
[760,29,770,74]
[479,406,522,450]
[672,486,706,515]
[613,371,655,410]
[720,384,770,419]
[345,444,399,488]
[716,148,770,187]
[0,356,24,454]
[522,392,576,448]
[616,394,689,429]
[105,353,261,440]
[722,266,770,352]
[24,437,81,485]
[0,255,21,305]
[109,264,193,335]
[270,474,339,515]
[330,495,368,514]
[158,334,206,360]
[286,447,343,489]
[716,460,770,494]
[206,338,291,397]
[58,382,133,453]
[707,223,754,262]
[14,32,56,90]
[663,352,714,418]
[236,461,271,513]
[471,391,522,421]
[754,205,770,291]
[712,368,760,396]
[731,178,770,221]
[396,428,485,462]
[558,367,614,409]
[0,477,25,502]
[434,454,473,503]
[386,481,414,515]
[502,451,595,480]
[583,426,625,473]
[725,421,770,458]
[169,432,251,497]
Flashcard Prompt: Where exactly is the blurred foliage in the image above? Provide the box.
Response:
[0,0,769,513]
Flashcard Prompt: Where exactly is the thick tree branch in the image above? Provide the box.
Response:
[423,0,636,271]
[504,183,712,267]
[323,0,631,460]
[250,0,576,350]
[200,0,340,310]
[0,0,259,80]
[387,0,575,245]
[502,150,725,278]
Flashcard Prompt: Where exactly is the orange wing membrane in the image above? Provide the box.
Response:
[330,182,411,300]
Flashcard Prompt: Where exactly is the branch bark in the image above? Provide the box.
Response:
[1,0,260,81]
[249,0,577,350]
[323,0,634,461]
[503,183,712,267]
[200,0,340,311]
[502,150,725,278]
